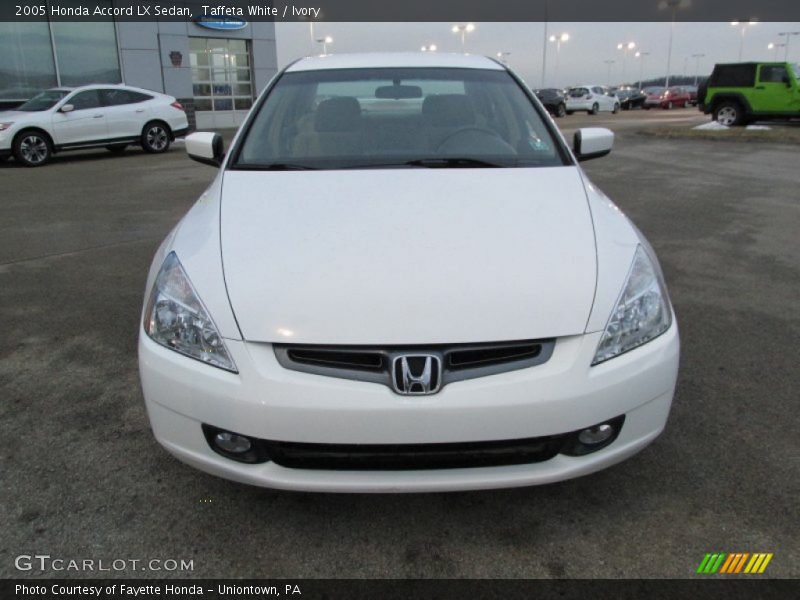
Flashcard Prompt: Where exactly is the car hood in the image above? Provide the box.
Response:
[0,111,31,120]
[220,167,597,345]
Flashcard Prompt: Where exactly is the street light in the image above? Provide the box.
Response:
[731,20,757,61]
[549,33,569,88]
[659,0,690,90]
[616,41,636,84]
[768,42,786,60]
[604,60,616,85]
[691,53,705,86]
[421,44,437,52]
[634,51,650,89]
[778,31,800,61]
[496,51,511,63]
[316,36,333,54]
[452,23,475,51]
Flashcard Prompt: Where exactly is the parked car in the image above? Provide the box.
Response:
[139,52,679,493]
[565,85,620,114]
[0,84,189,166]
[643,86,691,109]
[698,62,800,126]
[615,86,647,110]
[534,88,567,117]
[682,85,699,106]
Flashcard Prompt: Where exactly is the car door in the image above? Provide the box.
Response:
[51,89,108,145]
[752,65,797,113]
[100,89,152,139]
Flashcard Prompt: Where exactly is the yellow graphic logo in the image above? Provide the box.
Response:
[697,553,773,574]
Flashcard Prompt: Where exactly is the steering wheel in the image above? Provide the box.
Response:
[435,127,516,155]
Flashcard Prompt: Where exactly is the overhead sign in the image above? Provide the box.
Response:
[195,17,248,31]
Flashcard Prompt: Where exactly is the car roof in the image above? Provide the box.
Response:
[51,83,162,95]
[286,52,505,72]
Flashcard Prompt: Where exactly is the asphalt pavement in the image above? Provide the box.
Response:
[0,110,797,578]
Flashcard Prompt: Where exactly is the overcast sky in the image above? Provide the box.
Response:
[276,22,800,87]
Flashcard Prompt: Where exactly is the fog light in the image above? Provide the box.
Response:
[214,431,252,454]
[578,424,614,446]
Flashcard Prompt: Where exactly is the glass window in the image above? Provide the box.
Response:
[0,22,57,100]
[17,90,69,112]
[236,67,565,170]
[101,88,152,105]
[190,37,253,113]
[68,90,102,110]
[759,66,788,83]
[50,17,121,87]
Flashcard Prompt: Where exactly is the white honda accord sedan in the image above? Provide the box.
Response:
[138,53,679,492]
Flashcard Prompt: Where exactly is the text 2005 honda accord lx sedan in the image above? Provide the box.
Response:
[138,53,679,492]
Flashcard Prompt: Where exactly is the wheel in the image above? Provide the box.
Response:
[612,103,620,114]
[590,103,599,115]
[713,102,744,126]
[141,121,171,153]
[556,103,567,118]
[13,130,52,167]
[107,144,127,154]
[664,101,673,110]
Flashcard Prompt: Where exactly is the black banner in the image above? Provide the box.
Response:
[2,579,799,599]
[3,0,800,22]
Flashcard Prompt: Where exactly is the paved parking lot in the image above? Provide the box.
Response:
[1,110,798,578]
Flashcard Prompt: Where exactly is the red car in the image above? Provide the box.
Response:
[643,86,692,109]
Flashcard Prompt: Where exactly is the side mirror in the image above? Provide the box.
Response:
[186,132,225,167]
[60,104,74,113]
[573,128,614,162]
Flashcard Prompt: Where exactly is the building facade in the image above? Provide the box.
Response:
[0,16,278,130]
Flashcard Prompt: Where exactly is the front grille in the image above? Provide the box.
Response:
[263,435,567,470]
[274,339,555,392]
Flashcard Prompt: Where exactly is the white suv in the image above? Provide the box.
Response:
[0,84,189,167]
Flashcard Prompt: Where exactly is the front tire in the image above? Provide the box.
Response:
[13,130,52,167]
[141,121,171,154]
[556,103,567,118]
[590,103,599,115]
[664,101,673,110]
[713,101,744,126]
[612,103,620,114]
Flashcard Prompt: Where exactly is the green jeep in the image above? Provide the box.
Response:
[698,62,800,126]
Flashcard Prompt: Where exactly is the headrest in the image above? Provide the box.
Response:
[422,94,475,127]
[314,97,361,132]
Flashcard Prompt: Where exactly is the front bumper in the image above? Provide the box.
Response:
[139,325,679,492]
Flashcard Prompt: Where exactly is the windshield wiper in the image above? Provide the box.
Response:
[404,157,509,168]
[235,163,319,171]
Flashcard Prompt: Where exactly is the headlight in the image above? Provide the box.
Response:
[592,245,672,365]
[143,252,237,372]
[0,122,14,131]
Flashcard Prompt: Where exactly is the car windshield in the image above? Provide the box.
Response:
[235,67,565,170]
[17,90,69,112]
[568,87,589,97]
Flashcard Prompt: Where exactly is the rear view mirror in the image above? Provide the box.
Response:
[375,85,423,99]
[186,132,225,167]
[573,128,614,162]
[60,104,74,113]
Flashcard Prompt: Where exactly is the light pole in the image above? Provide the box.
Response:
[778,31,800,61]
[635,51,650,89]
[308,22,315,55]
[768,43,786,61]
[316,36,333,54]
[616,41,636,84]
[691,53,705,86]
[421,44,437,52]
[549,33,569,88]
[496,51,511,63]
[731,20,757,61]
[452,23,475,52]
[604,60,616,85]
[659,0,689,89]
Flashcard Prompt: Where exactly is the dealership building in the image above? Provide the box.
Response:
[0,16,278,129]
